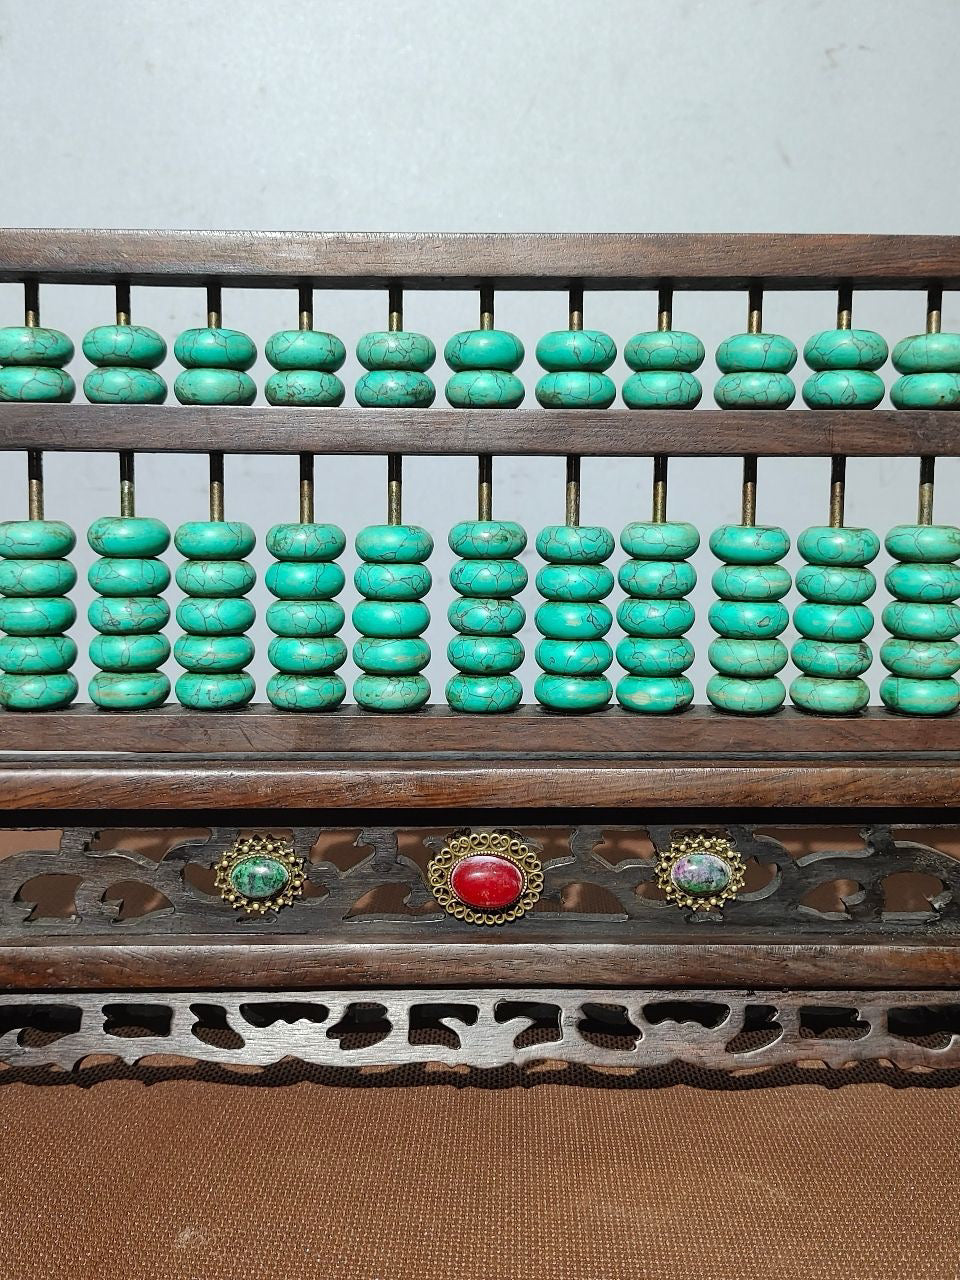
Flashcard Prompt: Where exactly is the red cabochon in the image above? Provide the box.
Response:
[449,854,524,910]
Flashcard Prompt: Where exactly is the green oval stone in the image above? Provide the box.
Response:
[353,673,430,710]
[885,524,960,564]
[355,370,437,406]
[0,634,76,674]
[795,602,874,641]
[536,330,616,372]
[618,597,695,637]
[714,371,795,408]
[802,369,885,409]
[356,331,436,372]
[791,638,871,678]
[266,523,345,562]
[175,671,255,709]
[449,521,526,560]
[0,558,76,597]
[355,562,431,601]
[449,634,523,674]
[618,559,696,600]
[706,674,786,714]
[620,521,700,561]
[267,599,345,637]
[91,633,170,672]
[353,636,429,674]
[892,332,960,373]
[535,371,616,408]
[535,601,612,639]
[174,327,256,370]
[536,563,612,602]
[797,526,879,566]
[448,597,524,636]
[709,525,790,564]
[713,563,792,601]
[0,366,75,402]
[708,637,788,678]
[84,368,167,404]
[881,638,960,678]
[445,370,525,408]
[535,672,612,710]
[264,370,345,406]
[790,676,870,714]
[0,672,77,709]
[883,601,960,640]
[88,516,170,558]
[622,370,702,409]
[804,328,888,371]
[269,635,347,673]
[354,600,430,638]
[265,560,344,601]
[536,525,614,564]
[445,673,523,713]
[624,330,704,372]
[90,595,169,635]
[176,559,256,598]
[266,673,346,711]
[265,329,346,372]
[0,596,76,636]
[175,597,255,636]
[174,634,255,673]
[708,600,789,639]
[444,329,524,372]
[0,520,75,559]
[0,325,73,366]
[537,638,612,675]
[89,557,169,597]
[228,855,290,900]
[880,675,960,716]
[617,675,694,714]
[716,332,797,373]
[891,373,960,409]
[356,525,433,564]
[82,323,166,368]
[174,369,256,405]
[616,635,693,675]
[89,671,170,709]
[796,564,876,604]
[886,562,960,604]
[174,521,255,560]
[669,850,732,895]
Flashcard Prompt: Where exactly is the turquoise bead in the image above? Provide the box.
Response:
[355,369,435,406]
[0,366,74,402]
[266,673,346,710]
[618,598,695,637]
[802,370,885,409]
[536,563,612,602]
[175,521,255,560]
[794,602,874,641]
[790,676,870,714]
[617,675,693,714]
[796,564,876,604]
[536,638,612,675]
[90,596,169,635]
[176,559,256,597]
[0,672,77,709]
[883,602,960,640]
[174,369,256,405]
[354,673,430,711]
[352,637,428,675]
[708,600,789,638]
[89,671,170,709]
[353,600,429,638]
[0,325,73,365]
[797,526,879,566]
[448,635,523,674]
[449,521,526,560]
[356,525,433,564]
[716,333,797,373]
[0,634,76,674]
[804,329,887,371]
[0,559,76,597]
[357,331,435,371]
[880,675,960,716]
[174,328,256,370]
[265,330,345,371]
[713,563,792,601]
[82,324,166,368]
[535,601,612,639]
[84,368,167,404]
[448,597,523,636]
[446,370,524,407]
[445,674,522,713]
[535,371,616,408]
[88,516,170,558]
[881,638,960,678]
[89,557,169,597]
[707,674,785,714]
[266,523,345,562]
[885,562,960,603]
[618,560,696,599]
[534,673,611,710]
[714,372,795,408]
[709,525,790,564]
[891,373,960,409]
[176,672,255,710]
[265,560,344,601]
[536,330,615,372]
[791,638,871,677]
[707,637,788,678]
[0,597,75,635]
[445,330,524,372]
[174,634,255,673]
[90,633,170,672]
[0,520,75,559]
[266,600,345,637]
[616,635,693,675]
[620,521,699,560]
[354,562,431,601]
[269,636,347,673]
[892,332,960,373]
[264,370,345,406]
[536,525,614,564]
[451,558,527,598]
[176,597,254,636]
[885,524,960,563]
[624,330,704,372]
[622,371,701,408]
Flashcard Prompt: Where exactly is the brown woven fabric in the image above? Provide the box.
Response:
[1,1066,959,1279]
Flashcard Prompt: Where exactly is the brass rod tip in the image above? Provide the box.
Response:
[568,285,584,332]
[657,285,673,332]
[115,281,131,325]
[829,454,846,527]
[478,454,493,520]
[565,455,581,526]
[387,453,402,525]
[747,285,763,335]
[23,280,39,327]
[652,454,668,522]
[206,283,222,329]
[388,284,403,332]
[918,455,936,525]
[209,452,225,522]
[837,283,853,330]
[741,454,758,527]
[927,287,943,335]
[479,283,494,329]
[298,283,313,331]
[27,449,43,521]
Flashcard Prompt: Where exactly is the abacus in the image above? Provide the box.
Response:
[2,230,960,1076]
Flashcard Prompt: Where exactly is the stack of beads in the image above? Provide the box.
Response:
[880,524,960,715]
[707,525,791,714]
[0,321,74,404]
[82,321,167,404]
[535,330,616,408]
[444,328,524,408]
[802,328,887,409]
[714,332,797,408]
[352,525,433,710]
[174,325,256,406]
[891,329,960,409]
[87,516,171,708]
[790,527,878,714]
[355,330,436,407]
[534,525,615,711]
[622,329,704,408]
[264,328,346,406]
[265,520,347,709]
[0,519,77,709]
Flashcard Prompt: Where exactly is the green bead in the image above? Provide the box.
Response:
[0,366,74,402]
[0,520,75,559]
[536,563,612,602]
[804,329,887,371]
[536,525,614,564]
[886,562,960,603]
[802,370,885,409]
[716,333,797,373]
[620,521,700,560]
[445,673,522,713]
[618,598,695,637]
[356,525,433,564]
[706,675,785,714]
[618,559,696,599]
[790,676,870,714]
[616,635,693,675]
[266,673,346,710]
[176,559,256,598]
[176,597,255,636]
[891,373,960,409]
[713,563,792,601]
[448,635,523,674]
[0,325,73,366]
[791,638,871,678]
[174,521,255,560]
[885,524,960,563]
[445,370,525,407]
[444,329,524,372]
[797,526,879,566]
[270,636,347,673]
[622,371,702,408]
[265,560,344,601]
[174,369,256,405]
[624,330,704,372]
[535,371,616,408]
[708,599,789,639]
[88,516,170,558]
[265,330,346,372]
[0,634,76,674]
[174,328,256,370]
[354,562,431,601]
[357,331,436,372]
[90,596,169,635]
[448,597,523,636]
[880,675,960,716]
[267,599,345,637]
[0,559,76,597]
[709,525,790,564]
[708,637,788,678]
[883,601,960,640]
[174,634,255,673]
[535,601,612,639]
[264,370,345,406]
[617,675,694,714]
[228,854,290,899]
[267,523,345,561]
[892,332,960,373]
[84,368,167,404]
[536,330,616,372]
[355,600,430,638]
[0,672,77,709]
[82,324,166,368]
[355,370,437,407]
[0,596,75,635]
[353,637,429,675]
[796,564,876,604]
[353,673,430,710]
[449,521,526,560]
[714,372,795,408]
[176,672,255,709]
[795,602,874,641]
[89,557,169,597]
[881,638,960,678]
[536,638,612,675]
[91,633,170,672]
[89,671,170,709]
[534,673,611,710]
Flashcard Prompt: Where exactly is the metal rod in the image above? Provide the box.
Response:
[927,286,943,335]
[27,449,43,521]
[24,279,39,329]
[829,454,846,528]
[741,287,762,525]
[388,283,403,333]
[657,285,672,333]
[479,283,494,331]
[565,286,583,525]
[478,284,494,520]
[652,286,673,521]
[209,452,225,522]
[837,283,853,332]
[747,285,762,336]
[119,452,136,518]
[115,280,131,327]
[299,282,312,332]
[387,452,402,525]
[919,288,942,524]
[206,284,222,329]
[300,452,314,524]
[568,285,584,333]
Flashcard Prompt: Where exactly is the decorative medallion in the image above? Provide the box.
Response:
[655,831,746,911]
[428,829,543,925]
[214,833,306,914]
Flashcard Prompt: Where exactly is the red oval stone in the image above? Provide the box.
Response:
[449,854,524,910]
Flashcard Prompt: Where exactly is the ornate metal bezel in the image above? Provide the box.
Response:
[214,833,306,915]
[428,829,543,926]
[656,831,746,912]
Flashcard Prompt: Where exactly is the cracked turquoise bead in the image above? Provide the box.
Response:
[537,638,612,675]
[354,600,430,638]
[790,675,870,714]
[266,523,345,562]
[0,367,74,402]
[270,636,347,673]
[445,330,523,372]
[885,524,960,563]
[893,332,960,373]
[804,329,887,371]
[535,371,616,408]
[174,369,256,405]
[534,672,611,710]
[885,562,960,603]
[356,370,436,406]
[0,672,77,709]
[82,324,165,368]
[883,602,960,640]
[709,525,790,564]
[266,561,344,601]
[0,559,76,597]
[451,559,528,599]
[89,671,170,709]
[880,638,960,678]
[794,602,873,641]
[266,330,345,371]
[354,562,430,601]
[618,598,695,637]
[717,333,797,372]
[90,596,169,635]
[88,517,170,558]
[84,368,167,404]
[709,600,789,638]
[707,674,785,714]
[174,635,255,673]
[448,597,523,636]
[89,557,169,597]
[617,636,693,675]
[880,675,960,715]
[0,597,75,635]
[618,675,693,713]
[796,565,876,604]
[445,673,522,713]
[176,672,255,709]
[357,525,433,564]
[90,633,170,672]
[266,600,345,638]
[0,634,76,674]
[713,564,791,601]
[176,597,254,635]
[797,526,879,566]
[174,328,256,370]
[353,673,430,710]
[449,521,526,560]
[536,330,616,372]
[352,637,428,675]
[446,370,524,407]
[0,521,75,559]
[618,560,696,600]
[625,330,704,371]
[535,602,612,639]
[536,563,613,602]
[620,522,699,560]
[536,525,614,564]
[176,560,255,598]
[174,521,255,560]
[708,638,787,678]
[891,373,960,408]
[266,673,346,710]
[622,371,701,408]
[357,331,435,371]
[714,372,795,408]
[802,370,884,408]
[791,638,871,678]
[265,371,345,406]
[447,635,523,674]
[0,326,73,365]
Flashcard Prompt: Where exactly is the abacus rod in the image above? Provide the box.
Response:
[115,280,131,326]
[23,279,38,329]
[387,283,403,525]
[206,284,222,329]
[298,282,312,332]
[830,286,852,528]
[565,285,583,526]
[918,286,942,525]
[206,284,224,520]
[298,283,314,522]
[652,286,673,523]
[741,286,762,527]
[24,283,42,519]
[116,281,135,517]
[478,283,495,521]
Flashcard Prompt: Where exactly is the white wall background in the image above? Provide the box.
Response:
[1,0,958,702]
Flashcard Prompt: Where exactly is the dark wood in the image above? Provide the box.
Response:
[2,230,959,289]
[3,405,960,457]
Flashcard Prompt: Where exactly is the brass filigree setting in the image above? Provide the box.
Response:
[428,829,543,926]
[656,831,746,912]
[214,833,306,915]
